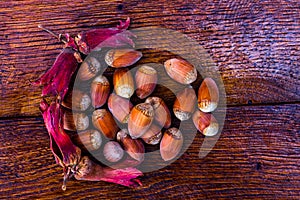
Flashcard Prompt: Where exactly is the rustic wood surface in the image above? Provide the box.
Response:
[0,104,299,199]
[0,0,299,199]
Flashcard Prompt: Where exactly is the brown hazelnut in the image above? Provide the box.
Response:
[92,109,119,139]
[164,58,197,84]
[192,109,219,136]
[113,68,135,98]
[105,48,142,68]
[198,77,219,113]
[173,87,197,121]
[160,127,183,161]
[135,65,157,99]
[128,103,154,139]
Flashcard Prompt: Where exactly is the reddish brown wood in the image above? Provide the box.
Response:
[0,104,299,199]
[0,0,299,117]
[0,0,299,199]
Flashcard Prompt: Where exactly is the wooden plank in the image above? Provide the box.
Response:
[0,104,299,199]
[0,0,299,117]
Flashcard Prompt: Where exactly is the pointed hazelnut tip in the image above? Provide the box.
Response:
[164,59,171,68]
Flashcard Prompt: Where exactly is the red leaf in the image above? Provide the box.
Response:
[40,100,81,167]
[74,156,143,188]
[76,17,135,54]
[35,48,78,100]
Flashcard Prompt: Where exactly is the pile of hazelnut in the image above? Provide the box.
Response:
[62,48,219,165]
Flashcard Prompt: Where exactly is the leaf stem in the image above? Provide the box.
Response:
[38,25,67,44]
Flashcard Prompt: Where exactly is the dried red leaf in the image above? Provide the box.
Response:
[35,48,79,100]
[74,156,142,187]
[76,17,135,54]
[40,99,81,168]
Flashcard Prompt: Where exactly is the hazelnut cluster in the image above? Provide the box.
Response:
[63,48,220,164]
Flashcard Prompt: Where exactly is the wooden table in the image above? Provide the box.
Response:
[1,0,299,199]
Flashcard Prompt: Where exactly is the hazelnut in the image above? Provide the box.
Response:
[92,109,119,139]
[90,75,110,108]
[77,56,102,81]
[103,141,124,163]
[198,77,219,113]
[107,93,133,123]
[63,110,89,131]
[62,89,91,111]
[173,87,197,121]
[113,68,135,98]
[145,97,171,128]
[135,65,157,99]
[164,58,197,84]
[192,109,219,136]
[128,103,154,139]
[160,127,183,161]
[105,48,142,68]
[117,129,145,162]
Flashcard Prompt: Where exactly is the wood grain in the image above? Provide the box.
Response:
[0,104,299,199]
[0,0,299,117]
[1,0,299,199]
